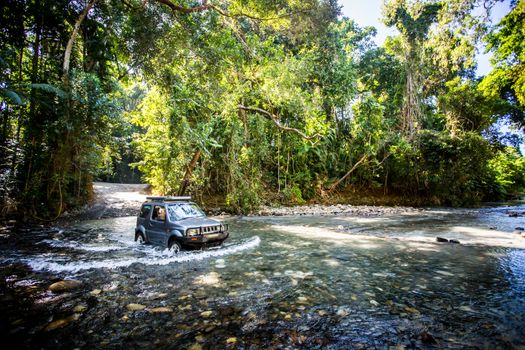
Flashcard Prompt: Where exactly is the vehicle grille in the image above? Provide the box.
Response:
[202,225,221,234]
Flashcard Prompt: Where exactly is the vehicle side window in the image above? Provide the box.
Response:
[140,205,152,218]
[152,205,166,222]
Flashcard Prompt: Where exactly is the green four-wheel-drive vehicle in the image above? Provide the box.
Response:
[135,196,229,253]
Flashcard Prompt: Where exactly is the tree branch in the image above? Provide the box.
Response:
[121,0,149,11]
[328,154,368,193]
[154,0,211,13]
[152,0,312,21]
[238,105,321,143]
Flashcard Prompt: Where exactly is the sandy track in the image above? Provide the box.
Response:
[91,182,150,218]
[57,182,149,223]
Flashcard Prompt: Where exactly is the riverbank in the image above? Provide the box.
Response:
[57,183,427,222]
[68,183,525,249]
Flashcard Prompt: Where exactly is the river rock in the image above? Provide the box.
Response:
[126,303,146,311]
[195,335,205,343]
[420,331,437,344]
[52,232,65,240]
[404,306,420,314]
[73,304,88,313]
[336,307,349,317]
[44,318,70,331]
[515,227,524,231]
[449,239,460,244]
[48,280,82,293]
[44,314,79,331]
[90,289,102,296]
[149,307,173,313]
[226,337,237,344]
[436,237,449,243]
[200,310,213,318]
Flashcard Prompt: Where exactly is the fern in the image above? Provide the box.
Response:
[23,83,67,99]
[0,88,23,105]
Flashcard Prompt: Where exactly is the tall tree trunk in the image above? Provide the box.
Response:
[178,150,202,196]
[63,0,97,84]
[401,49,422,139]
[23,7,42,193]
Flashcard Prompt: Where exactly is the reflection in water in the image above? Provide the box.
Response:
[0,208,524,349]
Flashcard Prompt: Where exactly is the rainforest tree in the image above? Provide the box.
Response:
[0,0,524,218]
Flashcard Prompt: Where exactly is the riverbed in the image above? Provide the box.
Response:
[1,205,524,349]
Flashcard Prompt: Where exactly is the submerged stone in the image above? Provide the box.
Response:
[404,307,420,314]
[48,280,82,293]
[73,304,88,313]
[44,314,79,331]
[45,318,70,331]
[436,237,449,243]
[200,310,213,318]
[149,307,173,313]
[420,331,437,344]
[126,303,146,311]
[226,337,237,344]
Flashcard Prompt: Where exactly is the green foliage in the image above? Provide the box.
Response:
[489,146,525,198]
[438,77,497,134]
[388,131,496,205]
[1,0,525,219]
[480,0,525,128]
[282,185,305,204]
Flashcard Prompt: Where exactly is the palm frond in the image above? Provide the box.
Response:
[0,88,24,105]
[23,83,67,99]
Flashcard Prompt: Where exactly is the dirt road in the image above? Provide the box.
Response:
[58,182,150,223]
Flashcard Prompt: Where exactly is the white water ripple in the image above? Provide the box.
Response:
[24,236,261,273]
[38,239,126,252]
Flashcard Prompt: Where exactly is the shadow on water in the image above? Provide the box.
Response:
[0,209,524,349]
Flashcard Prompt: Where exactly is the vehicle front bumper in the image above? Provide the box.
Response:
[178,231,229,248]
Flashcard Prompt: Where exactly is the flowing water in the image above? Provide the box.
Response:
[1,205,525,349]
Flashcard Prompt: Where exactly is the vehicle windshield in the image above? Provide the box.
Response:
[167,203,205,221]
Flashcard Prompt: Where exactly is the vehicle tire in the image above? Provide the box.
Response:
[168,240,181,254]
[135,232,146,244]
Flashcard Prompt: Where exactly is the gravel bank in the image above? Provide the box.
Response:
[254,204,423,217]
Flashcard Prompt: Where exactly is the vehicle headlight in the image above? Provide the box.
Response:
[186,228,200,236]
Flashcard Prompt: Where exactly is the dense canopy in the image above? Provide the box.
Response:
[1,0,524,218]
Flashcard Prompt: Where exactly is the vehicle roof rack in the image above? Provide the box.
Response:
[146,196,192,202]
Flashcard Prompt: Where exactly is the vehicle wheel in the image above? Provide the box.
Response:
[135,232,146,244]
[168,240,181,254]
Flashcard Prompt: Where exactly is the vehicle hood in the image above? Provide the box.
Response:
[174,217,221,229]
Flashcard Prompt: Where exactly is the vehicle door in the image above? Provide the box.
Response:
[138,204,152,239]
[148,204,168,245]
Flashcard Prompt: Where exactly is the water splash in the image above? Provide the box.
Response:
[23,236,261,273]
[38,239,126,252]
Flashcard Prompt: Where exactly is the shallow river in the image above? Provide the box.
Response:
[1,205,525,349]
